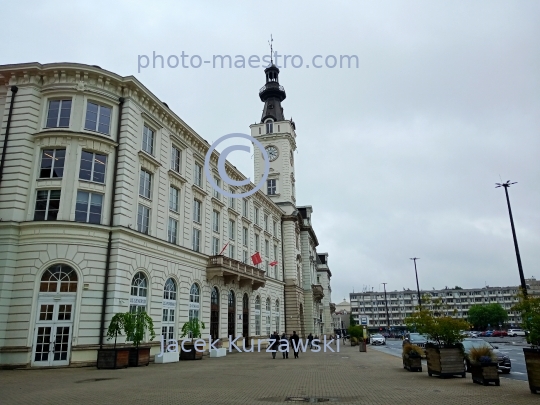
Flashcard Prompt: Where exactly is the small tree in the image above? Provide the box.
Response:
[106,313,127,349]
[180,317,206,341]
[348,325,363,341]
[512,291,540,348]
[405,296,469,347]
[123,311,156,348]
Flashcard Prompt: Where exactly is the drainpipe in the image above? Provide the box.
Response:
[0,86,19,190]
[280,220,287,334]
[99,96,125,348]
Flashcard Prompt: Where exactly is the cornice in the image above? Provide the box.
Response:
[34,130,118,149]
[192,184,208,200]
[211,197,225,210]
[138,150,161,173]
[168,170,187,188]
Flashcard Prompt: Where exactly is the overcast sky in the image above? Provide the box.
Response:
[4,0,539,303]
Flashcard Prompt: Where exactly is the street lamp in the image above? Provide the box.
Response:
[382,283,390,334]
[496,181,528,297]
[410,258,422,309]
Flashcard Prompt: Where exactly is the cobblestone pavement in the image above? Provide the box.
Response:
[0,344,535,404]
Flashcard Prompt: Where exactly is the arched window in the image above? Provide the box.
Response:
[130,272,148,313]
[242,293,249,339]
[162,278,177,340]
[189,283,200,321]
[255,296,261,335]
[40,264,78,293]
[228,290,236,337]
[266,120,273,134]
[210,287,219,340]
[275,299,280,333]
[265,297,271,335]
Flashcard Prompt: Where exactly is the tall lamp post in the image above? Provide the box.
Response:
[410,258,422,309]
[496,181,528,297]
[382,283,390,334]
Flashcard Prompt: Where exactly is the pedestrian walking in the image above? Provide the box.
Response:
[280,332,289,359]
[307,333,313,349]
[270,331,279,359]
[290,331,300,358]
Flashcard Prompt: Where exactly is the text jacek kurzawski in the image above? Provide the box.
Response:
[157,335,340,357]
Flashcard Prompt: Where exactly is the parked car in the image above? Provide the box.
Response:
[480,330,494,337]
[507,329,526,337]
[462,338,511,374]
[402,333,428,348]
[371,334,386,345]
[492,330,508,337]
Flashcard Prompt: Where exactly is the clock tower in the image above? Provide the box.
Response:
[250,64,305,336]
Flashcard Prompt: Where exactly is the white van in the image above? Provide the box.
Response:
[507,329,526,337]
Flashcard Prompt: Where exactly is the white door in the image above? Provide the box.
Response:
[32,301,74,366]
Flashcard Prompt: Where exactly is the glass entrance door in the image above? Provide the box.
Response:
[32,302,73,366]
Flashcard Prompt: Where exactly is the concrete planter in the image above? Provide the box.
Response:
[470,362,499,386]
[155,351,179,364]
[210,348,227,358]
[426,346,465,378]
[524,348,540,394]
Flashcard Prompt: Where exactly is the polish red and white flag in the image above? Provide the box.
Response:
[251,252,262,265]
[269,261,278,266]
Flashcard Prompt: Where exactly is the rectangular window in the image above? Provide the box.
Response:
[254,207,259,225]
[142,125,154,155]
[139,169,152,199]
[79,151,107,183]
[243,199,248,217]
[212,237,220,255]
[267,179,277,195]
[265,240,269,257]
[264,214,268,231]
[171,146,181,173]
[229,244,235,259]
[193,199,201,223]
[265,260,269,273]
[84,102,112,135]
[46,100,71,128]
[243,250,248,263]
[273,220,277,236]
[255,234,259,252]
[212,210,220,232]
[274,246,278,261]
[169,187,179,212]
[194,163,202,187]
[137,204,150,234]
[75,191,103,224]
[192,228,200,252]
[229,190,235,209]
[229,219,235,240]
[34,190,61,221]
[242,227,248,246]
[168,217,178,244]
[40,149,66,178]
[213,177,221,199]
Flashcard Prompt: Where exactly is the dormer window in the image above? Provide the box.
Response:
[266,120,273,134]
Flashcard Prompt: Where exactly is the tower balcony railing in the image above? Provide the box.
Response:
[259,83,285,94]
[207,255,266,291]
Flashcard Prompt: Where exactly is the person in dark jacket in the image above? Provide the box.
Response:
[290,331,300,358]
[280,332,289,359]
[270,331,280,359]
[307,333,314,349]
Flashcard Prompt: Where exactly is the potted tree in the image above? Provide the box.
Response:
[468,346,500,386]
[405,296,469,378]
[97,313,130,369]
[350,337,358,346]
[513,292,540,394]
[123,311,156,367]
[402,342,423,372]
[179,318,206,360]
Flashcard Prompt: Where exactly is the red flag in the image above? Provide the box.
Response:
[251,252,262,265]
[218,242,229,256]
[269,261,278,266]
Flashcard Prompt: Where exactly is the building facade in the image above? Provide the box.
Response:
[0,62,332,368]
[350,280,538,331]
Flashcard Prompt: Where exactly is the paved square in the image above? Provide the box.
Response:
[0,344,534,404]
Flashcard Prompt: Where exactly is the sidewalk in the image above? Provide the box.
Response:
[0,343,534,404]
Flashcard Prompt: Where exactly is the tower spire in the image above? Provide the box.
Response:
[268,34,273,64]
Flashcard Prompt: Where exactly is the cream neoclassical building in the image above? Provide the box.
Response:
[0,62,333,368]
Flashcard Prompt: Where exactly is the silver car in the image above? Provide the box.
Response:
[371,334,386,345]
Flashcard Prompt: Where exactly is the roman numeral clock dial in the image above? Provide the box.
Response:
[265,146,279,162]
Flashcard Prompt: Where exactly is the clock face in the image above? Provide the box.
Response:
[266,146,279,162]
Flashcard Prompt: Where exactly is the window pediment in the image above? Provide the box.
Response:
[168,169,186,188]
[138,150,161,173]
